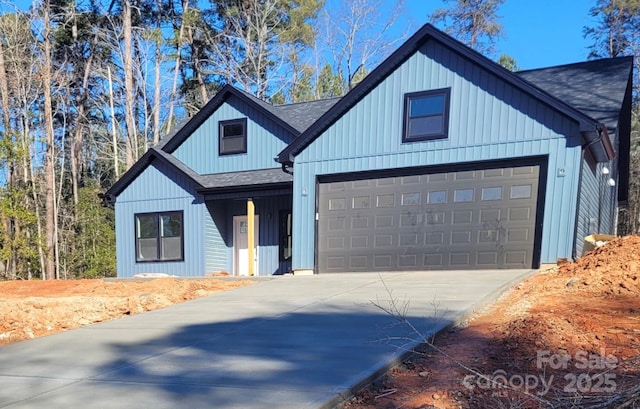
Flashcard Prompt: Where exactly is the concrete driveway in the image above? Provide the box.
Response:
[0,270,533,409]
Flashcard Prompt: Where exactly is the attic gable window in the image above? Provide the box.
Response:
[403,88,451,142]
[219,118,247,155]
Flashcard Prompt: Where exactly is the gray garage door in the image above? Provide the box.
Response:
[318,164,540,272]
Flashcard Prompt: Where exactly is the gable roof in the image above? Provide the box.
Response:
[102,147,205,206]
[157,84,302,153]
[277,23,615,165]
[105,84,334,202]
[102,146,294,206]
[517,56,633,131]
[518,56,634,204]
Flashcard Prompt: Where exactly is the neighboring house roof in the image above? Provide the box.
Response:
[277,23,617,165]
[517,57,633,131]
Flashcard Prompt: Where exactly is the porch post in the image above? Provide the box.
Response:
[247,198,255,276]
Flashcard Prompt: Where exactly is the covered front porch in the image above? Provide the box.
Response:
[200,168,293,276]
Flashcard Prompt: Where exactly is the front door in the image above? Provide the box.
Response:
[233,216,259,276]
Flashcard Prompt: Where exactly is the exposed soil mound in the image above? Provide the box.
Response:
[0,278,254,346]
[345,235,640,409]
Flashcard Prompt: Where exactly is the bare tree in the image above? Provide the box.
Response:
[166,0,188,132]
[212,0,291,99]
[42,0,57,279]
[318,0,407,94]
[122,0,138,169]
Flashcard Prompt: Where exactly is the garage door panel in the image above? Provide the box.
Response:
[318,163,540,272]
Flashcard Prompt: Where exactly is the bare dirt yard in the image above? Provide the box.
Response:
[0,277,254,346]
[344,235,640,409]
[2,238,639,408]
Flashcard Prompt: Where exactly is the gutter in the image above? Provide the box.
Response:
[582,123,615,163]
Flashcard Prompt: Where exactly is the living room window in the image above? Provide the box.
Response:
[219,118,247,155]
[135,211,184,262]
[403,88,451,142]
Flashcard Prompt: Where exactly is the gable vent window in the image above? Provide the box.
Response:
[219,118,247,155]
[403,88,451,142]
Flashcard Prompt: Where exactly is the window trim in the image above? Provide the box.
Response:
[279,209,292,262]
[219,118,247,155]
[402,88,451,143]
[134,211,184,263]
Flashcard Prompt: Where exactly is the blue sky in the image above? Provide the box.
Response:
[404,0,594,70]
[9,0,596,70]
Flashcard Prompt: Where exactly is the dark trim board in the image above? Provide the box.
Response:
[316,156,548,184]
[277,23,611,165]
[314,156,548,272]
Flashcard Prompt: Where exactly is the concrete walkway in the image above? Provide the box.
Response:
[0,270,534,409]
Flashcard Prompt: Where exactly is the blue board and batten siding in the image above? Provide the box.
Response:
[575,160,617,257]
[292,39,585,271]
[116,96,295,277]
[204,201,227,273]
[172,95,294,174]
[115,160,206,277]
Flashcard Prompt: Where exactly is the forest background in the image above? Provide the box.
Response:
[0,0,637,281]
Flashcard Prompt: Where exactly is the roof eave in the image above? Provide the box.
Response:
[163,85,301,154]
[196,181,293,195]
[277,23,605,164]
[102,148,205,206]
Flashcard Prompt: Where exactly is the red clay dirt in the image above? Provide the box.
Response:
[0,278,254,346]
[344,235,640,409]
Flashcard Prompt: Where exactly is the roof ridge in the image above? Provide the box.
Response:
[274,96,342,107]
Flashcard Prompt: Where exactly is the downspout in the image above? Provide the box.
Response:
[572,125,604,260]
[571,151,585,261]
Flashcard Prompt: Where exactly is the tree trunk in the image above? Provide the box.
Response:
[107,66,120,179]
[153,10,162,146]
[0,31,16,279]
[42,0,57,280]
[71,53,93,207]
[21,110,46,278]
[123,0,137,169]
[167,0,188,131]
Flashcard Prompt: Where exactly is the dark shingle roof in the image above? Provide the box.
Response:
[275,98,340,133]
[517,57,633,130]
[105,85,332,201]
[277,23,615,164]
[199,168,292,190]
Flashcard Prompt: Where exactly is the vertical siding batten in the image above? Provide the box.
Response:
[116,160,206,277]
[172,95,294,174]
[291,39,584,271]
